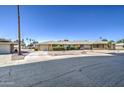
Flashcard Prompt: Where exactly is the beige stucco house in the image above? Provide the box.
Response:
[115,43,124,50]
[0,39,14,54]
[37,40,115,51]
[13,41,26,50]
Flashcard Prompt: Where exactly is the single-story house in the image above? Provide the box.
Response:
[37,40,115,51]
[0,39,14,54]
[13,41,26,50]
[115,43,124,50]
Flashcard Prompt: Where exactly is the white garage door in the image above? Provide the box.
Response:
[0,44,10,54]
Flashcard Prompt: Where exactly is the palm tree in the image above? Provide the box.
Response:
[29,38,32,44]
[26,38,28,41]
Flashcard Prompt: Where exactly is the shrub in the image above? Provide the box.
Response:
[34,48,38,51]
[53,47,65,51]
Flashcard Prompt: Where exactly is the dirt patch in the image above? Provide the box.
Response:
[11,54,25,60]
[48,50,87,56]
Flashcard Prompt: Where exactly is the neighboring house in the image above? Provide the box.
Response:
[115,43,124,50]
[0,38,14,54]
[37,40,115,51]
[13,40,26,50]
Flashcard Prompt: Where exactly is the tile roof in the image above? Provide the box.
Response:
[0,38,11,42]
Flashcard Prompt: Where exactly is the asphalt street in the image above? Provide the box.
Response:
[32,53,124,87]
[0,53,124,87]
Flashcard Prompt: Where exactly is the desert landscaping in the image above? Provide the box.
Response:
[0,50,124,67]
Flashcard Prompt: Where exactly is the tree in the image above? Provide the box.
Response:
[26,38,28,41]
[22,39,24,43]
[27,39,38,49]
[117,39,124,43]
[109,40,115,43]
[64,39,69,41]
[102,39,108,41]
[29,38,32,42]
[108,40,115,50]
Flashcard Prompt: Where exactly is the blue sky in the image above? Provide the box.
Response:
[0,5,124,42]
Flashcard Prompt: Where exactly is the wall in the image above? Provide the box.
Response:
[38,44,49,51]
[116,45,124,50]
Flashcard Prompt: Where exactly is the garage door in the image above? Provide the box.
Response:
[0,44,10,54]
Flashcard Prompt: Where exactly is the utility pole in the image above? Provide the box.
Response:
[17,5,21,55]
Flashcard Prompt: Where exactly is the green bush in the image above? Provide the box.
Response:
[53,47,65,51]
[53,45,80,51]
[34,48,38,51]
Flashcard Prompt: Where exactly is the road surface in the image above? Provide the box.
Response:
[0,53,124,87]
[31,53,124,87]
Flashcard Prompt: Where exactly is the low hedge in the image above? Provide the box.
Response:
[53,47,65,51]
[53,47,80,51]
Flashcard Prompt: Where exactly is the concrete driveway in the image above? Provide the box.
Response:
[0,53,124,87]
